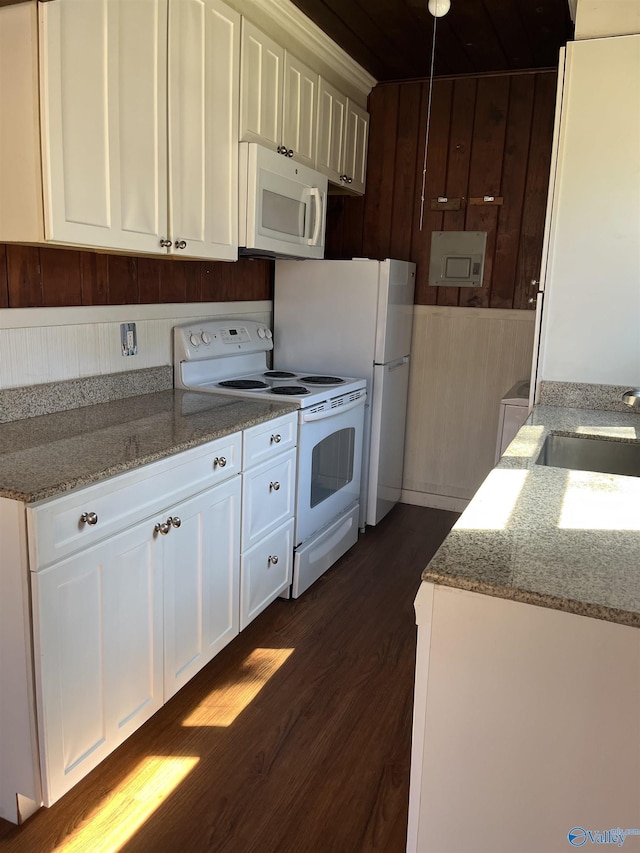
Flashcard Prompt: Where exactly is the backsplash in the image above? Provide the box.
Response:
[538,381,635,412]
[0,301,271,390]
[0,367,172,423]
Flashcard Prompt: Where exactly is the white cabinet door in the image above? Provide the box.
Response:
[32,519,163,806]
[39,0,168,253]
[163,477,241,700]
[316,79,368,194]
[241,448,296,551]
[282,52,318,167]
[343,99,369,194]
[239,19,283,149]
[316,78,347,184]
[168,0,240,261]
[240,518,294,629]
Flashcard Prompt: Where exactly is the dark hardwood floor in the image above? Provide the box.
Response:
[0,504,458,853]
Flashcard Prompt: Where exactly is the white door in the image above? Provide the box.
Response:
[168,0,240,260]
[316,78,347,184]
[32,520,163,806]
[239,19,283,149]
[343,99,369,194]
[367,358,411,525]
[39,0,168,252]
[163,477,241,700]
[296,396,365,544]
[282,52,318,167]
[375,260,416,365]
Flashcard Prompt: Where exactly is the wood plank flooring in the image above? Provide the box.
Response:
[0,504,457,853]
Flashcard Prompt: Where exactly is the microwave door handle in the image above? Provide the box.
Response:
[308,187,322,246]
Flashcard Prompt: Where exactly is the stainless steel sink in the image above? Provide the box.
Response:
[536,434,640,477]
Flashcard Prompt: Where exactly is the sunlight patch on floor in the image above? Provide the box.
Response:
[182,647,295,727]
[53,756,199,853]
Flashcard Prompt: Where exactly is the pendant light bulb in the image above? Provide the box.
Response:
[428,0,451,17]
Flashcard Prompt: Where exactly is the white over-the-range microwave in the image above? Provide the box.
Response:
[238,142,328,259]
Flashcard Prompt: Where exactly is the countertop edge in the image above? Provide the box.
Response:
[421,572,640,629]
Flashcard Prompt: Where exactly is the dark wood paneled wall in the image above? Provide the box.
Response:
[326,70,557,308]
[0,244,272,308]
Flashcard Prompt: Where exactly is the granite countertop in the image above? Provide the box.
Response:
[0,390,297,503]
[422,405,640,627]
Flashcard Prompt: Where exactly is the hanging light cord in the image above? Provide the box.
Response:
[419,14,438,231]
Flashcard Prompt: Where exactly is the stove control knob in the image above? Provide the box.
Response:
[264,328,273,339]
[189,333,200,348]
[257,327,266,339]
[201,331,211,345]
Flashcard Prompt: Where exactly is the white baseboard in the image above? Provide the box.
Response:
[400,490,468,514]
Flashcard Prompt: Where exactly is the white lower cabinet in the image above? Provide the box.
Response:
[33,517,164,806]
[240,413,297,628]
[2,415,299,817]
[240,518,294,630]
[163,477,241,700]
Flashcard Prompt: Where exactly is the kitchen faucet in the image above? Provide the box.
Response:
[622,388,640,409]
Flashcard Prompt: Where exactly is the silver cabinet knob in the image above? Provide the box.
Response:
[277,145,288,155]
[269,481,280,492]
[80,511,98,526]
[154,516,181,536]
[213,456,227,468]
[346,176,353,183]
[339,174,347,182]
[268,555,279,565]
[175,240,187,250]
[159,238,172,248]
[271,433,282,444]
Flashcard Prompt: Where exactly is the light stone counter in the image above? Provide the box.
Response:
[0,390,297,503]
[422,404,640,627]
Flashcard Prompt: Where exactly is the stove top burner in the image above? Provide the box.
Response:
[264,370,297,379]
[270,385,310,396]
[218,379,269,390]
[298,375,345,385]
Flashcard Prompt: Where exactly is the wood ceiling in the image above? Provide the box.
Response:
[289,0,574,82]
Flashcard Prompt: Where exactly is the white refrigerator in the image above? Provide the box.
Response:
[274,258,416,528]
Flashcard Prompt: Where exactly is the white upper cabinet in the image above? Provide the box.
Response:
[316,78,369,195]
[168,0,240,260]
[240,20,318,167]
[2,0,239,260]
[40,0,169,253]
[282,52,318,168]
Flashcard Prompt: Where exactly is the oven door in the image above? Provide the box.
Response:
[295,393,366,545]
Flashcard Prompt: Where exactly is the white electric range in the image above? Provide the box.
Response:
[173,318,366,598]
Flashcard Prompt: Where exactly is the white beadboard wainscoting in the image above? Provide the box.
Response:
[402,306,535,512]
[0,301,271,390]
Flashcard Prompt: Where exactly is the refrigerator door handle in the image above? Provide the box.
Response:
[385,355,410,371]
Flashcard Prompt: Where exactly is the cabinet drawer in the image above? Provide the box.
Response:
[241,448,296,551]
[240,518,293,629]
[28,432,241,570]
[243,412,297,469]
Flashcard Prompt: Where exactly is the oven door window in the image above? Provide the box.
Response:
[310,427,356,508]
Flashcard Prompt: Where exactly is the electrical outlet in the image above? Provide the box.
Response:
[120,322,137,356]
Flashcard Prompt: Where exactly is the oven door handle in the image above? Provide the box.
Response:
[300,394,366,422]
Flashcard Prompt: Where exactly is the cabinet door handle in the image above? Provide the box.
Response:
[287,148,294,158]
[154,521,170,536]
[270,433,282,444]
[339,174,347,182]
[346,176,353,184]
[80,511,98,526]
[269,481,280,492]
[169,516,181,529]
[268,555,279,565]
[159,238,172,248]
[175,240,187,250]
[277,145,288,156]
[213,456,227,468]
